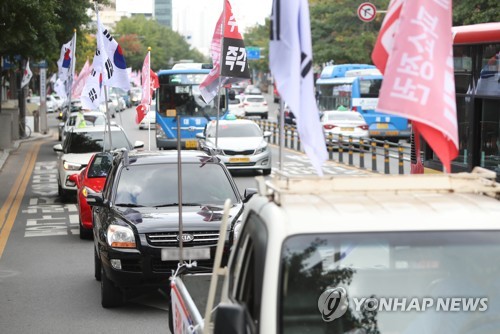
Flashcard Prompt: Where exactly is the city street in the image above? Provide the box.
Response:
[0,98,373,333]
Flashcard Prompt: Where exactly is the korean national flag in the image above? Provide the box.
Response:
[57,36,75,81]
[81,67,103,110]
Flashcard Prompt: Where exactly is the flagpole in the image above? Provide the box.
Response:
[68,28,77,118]
[147,48,151,151]
[214,0,225,149]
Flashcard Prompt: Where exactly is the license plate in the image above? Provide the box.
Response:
[229,157,250,163]
[185,140,197,149]
[161,248,211,261]
[340,127,354,131]
[377,123,389,129]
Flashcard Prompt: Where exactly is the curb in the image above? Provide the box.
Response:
[0,130,54,171]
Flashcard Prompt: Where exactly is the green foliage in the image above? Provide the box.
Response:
[243,19,271,73]
[452,0,500,25]
[113,15,207,71]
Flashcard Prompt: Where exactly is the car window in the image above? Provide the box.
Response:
[65,131,131,153]
[88,154,113,178]
[206,123,262,138]
[114,162,238,206]
[246,97,264,103]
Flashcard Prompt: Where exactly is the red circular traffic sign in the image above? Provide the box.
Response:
[357,2,377,22]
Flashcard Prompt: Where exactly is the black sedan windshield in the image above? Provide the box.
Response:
[114,163,238,206]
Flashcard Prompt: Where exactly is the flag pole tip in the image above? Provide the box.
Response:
[73,28,77,33]
[148,47,152,51]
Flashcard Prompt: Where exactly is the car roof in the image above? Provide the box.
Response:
[70,125,123,133]
[243,95,265,99]
[248,173,500,238]
[68,111,105,117]
[118,150,219,166]
[208,119,257,127]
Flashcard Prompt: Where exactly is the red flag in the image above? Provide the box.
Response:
[372,0,458,173]
[199,0,250,104]
[135,104,147,124]
[135,51,159,124]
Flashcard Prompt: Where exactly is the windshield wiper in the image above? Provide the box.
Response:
[154,203,201,207]
[115,203,145,207]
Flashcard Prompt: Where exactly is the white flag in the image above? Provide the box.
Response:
[57,35,76,82]
[269,0,327,176]
[54,78,67,99]
[21,60,33,89]
[81,67,103,110]
[94,14,130,91]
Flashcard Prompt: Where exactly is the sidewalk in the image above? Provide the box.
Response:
[0,129,54,171]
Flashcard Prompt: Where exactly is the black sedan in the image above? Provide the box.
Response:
[87,150,256,307]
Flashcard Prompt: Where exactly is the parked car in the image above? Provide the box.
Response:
[197,118,272,175]
[58,110,109,142]
[321,109,369,144]
[87,150,256,307]
[242,94,269,119]
[53,125,144,201]
[69,152,113,239]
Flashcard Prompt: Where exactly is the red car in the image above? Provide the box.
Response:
[69,152,113,239]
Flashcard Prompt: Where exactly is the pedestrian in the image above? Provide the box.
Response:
[76,109,87,128]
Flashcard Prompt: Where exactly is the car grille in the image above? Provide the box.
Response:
[146,231,219,247]
[223,149,255,156]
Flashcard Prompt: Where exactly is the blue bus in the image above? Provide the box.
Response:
[155,67,229,150]
[316,64,411,141]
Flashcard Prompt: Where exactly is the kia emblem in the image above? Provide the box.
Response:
[177,234,194,242]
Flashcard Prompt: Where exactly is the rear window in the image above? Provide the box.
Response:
[246,97,264,103]
[325,112,363,121]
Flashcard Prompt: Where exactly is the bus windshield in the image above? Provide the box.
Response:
[158,73,219,118]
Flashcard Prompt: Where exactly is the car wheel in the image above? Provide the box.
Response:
[101,265,123,308]
[79,219,93,240]
[263,168,272,176]
[94,247,101,281]
[58,184,68,202]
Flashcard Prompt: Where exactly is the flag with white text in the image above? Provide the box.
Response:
[269,0,327,176]
[372,0,458,172]
[199,0,250,104]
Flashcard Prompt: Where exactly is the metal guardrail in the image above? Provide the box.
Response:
[255,120,414,175]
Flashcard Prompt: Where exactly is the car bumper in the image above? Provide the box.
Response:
[218,151,272,171]
[156,138,199,150]
[99,241,231,289]
[369,129,411,139]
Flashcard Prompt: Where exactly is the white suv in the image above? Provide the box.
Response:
[53,125,144,201]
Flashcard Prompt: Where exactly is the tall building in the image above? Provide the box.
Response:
[154,0,173,28]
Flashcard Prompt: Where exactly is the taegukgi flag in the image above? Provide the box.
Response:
[94,13,130,91]
[21,59,33,89]
[57,35,76,82]
[269,0,327,176]
[199,0,250,104]
[372,0,458,172]
[81,67,103,110]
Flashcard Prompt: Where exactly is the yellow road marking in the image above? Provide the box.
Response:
[0,142,41,259]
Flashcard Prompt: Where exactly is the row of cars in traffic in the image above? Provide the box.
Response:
[52,113,272,307]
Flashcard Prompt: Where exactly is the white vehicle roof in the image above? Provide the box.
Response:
[246,169,500,237]
[70,124,123,133]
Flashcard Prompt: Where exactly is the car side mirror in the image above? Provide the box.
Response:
[68,174,79,188]
[214,303,246,334]
[196,132,205,139]
[86,192,108,208]
[133,141,144,149]
[53,143,63,152]
[243,188,257,203]
[263,131,272,138]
